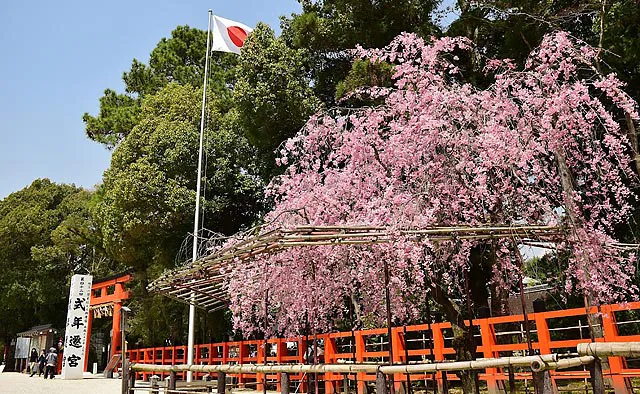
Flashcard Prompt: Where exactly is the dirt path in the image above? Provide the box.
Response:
[0,372,120,394]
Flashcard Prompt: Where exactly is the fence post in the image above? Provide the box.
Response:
[355,331,366,394]
[431,324,446,394]
[533,312,558,393]
[169,370,177,391]
[441,371,448,394]
[392,328,404,394]
[281,372,290,394]
[218,371,227,394]
[376,369,388,394]
[479,320,499,394]
[128,366,136,393]
[600,305,631,394]
[257,340,266,392]
[276,339,286,392]
[121,358,129,394]
[325,335,338,394]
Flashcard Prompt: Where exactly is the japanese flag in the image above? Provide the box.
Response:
[211,15,253,55]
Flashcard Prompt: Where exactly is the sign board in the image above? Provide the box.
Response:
[14,337,30,359]
[61,274,92,379]
[103,354,121,378]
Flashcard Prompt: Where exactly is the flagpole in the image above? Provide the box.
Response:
[187,8,213,383]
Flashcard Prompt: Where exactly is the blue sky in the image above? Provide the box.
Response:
[0,0,302,199]
[0,0,457,199]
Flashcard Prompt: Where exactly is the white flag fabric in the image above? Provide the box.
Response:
[211,15,253,55]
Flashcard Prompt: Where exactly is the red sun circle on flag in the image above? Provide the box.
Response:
[227,26,249,48]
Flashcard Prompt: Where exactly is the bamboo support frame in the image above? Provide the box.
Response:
[130,354,575,375]
[379,355,559,374]
[577,342,640,358]
[149,224,565,310]
[131,363,379,374]
[530,356,595,372]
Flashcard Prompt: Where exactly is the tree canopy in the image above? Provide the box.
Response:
[83,26,238,148]
[224,31,639,392]
[282,0,441,103]
[93,82,264,344]
[233,23,321,177]
[0,180,114,346]
[96,83,263,271]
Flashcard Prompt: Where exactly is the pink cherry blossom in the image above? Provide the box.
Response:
[226,32,639,337]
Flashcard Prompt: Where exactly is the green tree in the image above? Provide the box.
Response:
[95,83,264,344]
[335,59,394,105]
[445,0,640,98]
[600,0,640,100]
[282,0,441,103]
[234,23,321,178]
[83,25,238,148]
[0,180,113,355]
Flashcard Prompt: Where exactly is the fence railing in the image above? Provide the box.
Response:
[127,301,640,393]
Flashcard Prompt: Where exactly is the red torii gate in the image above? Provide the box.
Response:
[84,272,131,371]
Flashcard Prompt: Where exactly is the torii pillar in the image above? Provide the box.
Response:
[85,273,132,372]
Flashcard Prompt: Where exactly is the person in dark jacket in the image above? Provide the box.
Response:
[37,349,46,377]
[44,347,58,379]
[28,348,38,376]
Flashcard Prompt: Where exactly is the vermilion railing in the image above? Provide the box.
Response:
[128,301,640,393]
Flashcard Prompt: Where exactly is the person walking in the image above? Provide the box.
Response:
[44,347,58,379]
[37,349,46,377]
[28,348,38,376]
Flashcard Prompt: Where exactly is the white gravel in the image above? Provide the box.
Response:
[0,372,121,394]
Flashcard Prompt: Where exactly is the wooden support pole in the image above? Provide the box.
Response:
[463,270,480,394]
[263,289,269,394]
[513,243,534,354]
[343,374,350,394]
[376,368,388,394]
[84,311,93,372]
[514,242,539,394]
[281,372,290,394]
[508,368,516,394]
[383,260,395,394]
[314,331,319,394]
[441,372,448,394]
[533,370,553,394]
[531,356,595,371]
[589,360,606,394]
[555,147,605,394]
[218,371,227,394]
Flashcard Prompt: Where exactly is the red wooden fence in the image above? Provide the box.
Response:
[128,302,640,393]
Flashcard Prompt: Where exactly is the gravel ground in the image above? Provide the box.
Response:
[0,372,121,394]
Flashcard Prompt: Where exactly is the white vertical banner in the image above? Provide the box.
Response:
[61,274,92,379]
